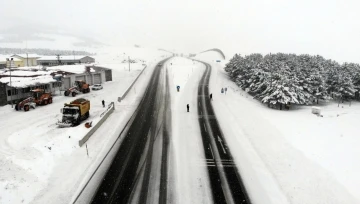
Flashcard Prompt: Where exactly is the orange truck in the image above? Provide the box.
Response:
[57,98,90,127]
[15,89,53,111]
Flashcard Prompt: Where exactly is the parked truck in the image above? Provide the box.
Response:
[64,80,90,97]
[15,89,53,111]
[57,98,90,127]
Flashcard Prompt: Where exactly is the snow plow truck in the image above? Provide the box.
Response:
[15,89,53,111]
[57,98,90,127]
[64,80,90,97]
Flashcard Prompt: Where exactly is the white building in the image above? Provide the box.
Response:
[11,54,41,66]
[37,56,95,66]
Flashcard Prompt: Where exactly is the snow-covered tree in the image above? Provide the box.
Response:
[224,52,360,109]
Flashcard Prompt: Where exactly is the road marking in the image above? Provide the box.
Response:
[203,123,207,132]
[217,135,227,154]
[209,145,214,159]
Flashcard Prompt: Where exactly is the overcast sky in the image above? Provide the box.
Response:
[0,0,359,62]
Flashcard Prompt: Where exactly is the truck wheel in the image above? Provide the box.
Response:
[24,105,30,112]
[15,104,19,111]
[64,91,69,96]
[49,98,53,104]
[72,92,77,97]
[85,112,89,119]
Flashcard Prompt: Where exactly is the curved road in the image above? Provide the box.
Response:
[197,61,250,204]
[86,58,250,204]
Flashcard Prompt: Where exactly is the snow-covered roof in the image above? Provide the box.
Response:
[0,70,49,77]
[0,56,23,62]
[0,75,56,88]
[37,56,90,61]
[46,64,95,74]
[11,54,41,59]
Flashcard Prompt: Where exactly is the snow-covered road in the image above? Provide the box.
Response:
[168,57,213,204]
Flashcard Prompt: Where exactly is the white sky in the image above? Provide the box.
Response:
[0,0,359,63]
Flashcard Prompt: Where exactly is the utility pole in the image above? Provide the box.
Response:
[6,58,13,108]
[56,54,61,65]
[26,41,29,66]
[128,56,130,72]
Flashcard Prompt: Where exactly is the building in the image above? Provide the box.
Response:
[0,65,112,106]
[60,66,112,90]
[37,56,95,66]
[0,57,23,68]
[11,54,41,67]
[0,76,62,106]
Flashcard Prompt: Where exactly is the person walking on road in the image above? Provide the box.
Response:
[102,100,105,108]
[187,104,189,112]
[210,93,213,101]
[221,88,224,94]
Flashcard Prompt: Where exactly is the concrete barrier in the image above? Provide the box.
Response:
[119,65,147,100]
[78,102,115,147]
[78,65,147,147]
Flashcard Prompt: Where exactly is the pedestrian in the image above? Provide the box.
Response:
[102,100,105,108]
[210,93,213,101]
[177,85,180,92]
[221,88,224,94]
[187,104,189,112]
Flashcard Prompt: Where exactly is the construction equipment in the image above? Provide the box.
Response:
[15,89,53,112]
[57,98,90,127]
[64,80,90,97]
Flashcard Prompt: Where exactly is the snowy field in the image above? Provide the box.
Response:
[196,53,360,204]
[0,48,169,204]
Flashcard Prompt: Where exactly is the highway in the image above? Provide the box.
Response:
[90,59,171,204]
[87,58,250,204]
[197,61,250,204]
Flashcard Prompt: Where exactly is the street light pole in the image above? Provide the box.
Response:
[26,53,29,66]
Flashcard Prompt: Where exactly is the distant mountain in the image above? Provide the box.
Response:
[0,48,95,56]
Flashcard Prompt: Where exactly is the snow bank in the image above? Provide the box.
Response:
[167,57,212,204]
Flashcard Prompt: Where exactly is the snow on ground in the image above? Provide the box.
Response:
[0,48,169,204]
[196,53,360,204]
[166,57,213,204]
[94,46,168,65]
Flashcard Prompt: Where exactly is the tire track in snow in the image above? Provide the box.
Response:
[197,61,251,204]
